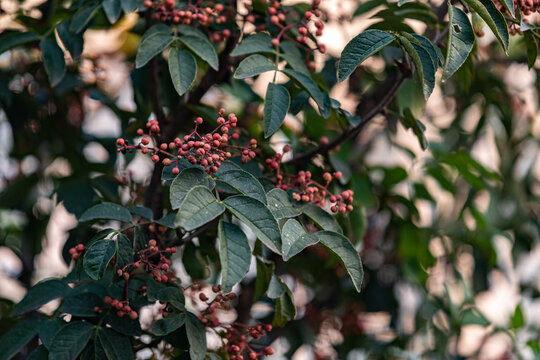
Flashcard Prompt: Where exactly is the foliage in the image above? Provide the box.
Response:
[0,0,539,358]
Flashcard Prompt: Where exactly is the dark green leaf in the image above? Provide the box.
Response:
[178,35,219,71]
[399,33,435,99]
[218,221,251,292]
[263,83,290,138]
[215,165,267,204]
[234,54,276,79]
[223,195,281,254]
[39,319,67,350]
[156,286,185,311]
[133,225,148,253]
[40,38,66,87]
[442,6,475,81]
[462,0,509,51]
[280,41,309,75]
[174,185,224,231]
[129,205,153,220]
[302,204,342,234]
[0,31,40,55]
[267,274,286,299]
[170,168,215,210]
[338,29,395,81]
[120,0,137,12]
[57,22,84,61]
[60,293,102,317]
[13,279,71,316]
[511,305,525,329]
[281,219,318,261]
[461,308,490,326]
[168,48,197,96]
[70,5,100,33]
[254,258,274,301]
[152,313,186,336]
[98,328,134,360]
[316,231,363,292]
[281,69,326,114]
[524,30,538,70]
[102,0,122,23]
[27,345,48,360]
[83,239,117,280]
[0,317,46,360]
[185,312,207,360]
[135,31,174,68]
[116,233,133,269]
[272,287,295,327]
[80,202,133,223]
[266,188,301,219]
[49,322,94,360]
[104,315,142,337]
[231,33,273,56]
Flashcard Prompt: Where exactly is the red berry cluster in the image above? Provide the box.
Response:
[193,285,274,359]
[492,0,540,34]
[267,146,355,214]
[116,111,258,175]
[96,295,139,319]
[144,0,227,26]
[68,244,85,260]
[126,239,177,283]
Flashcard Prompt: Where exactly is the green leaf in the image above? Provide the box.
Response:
[231,33,273,56]
[80,340,106,360]
[280,41,310,75]
[263,83,290,138]
[83,239,117,280]
[223,195,282,254]
[129,205,153,220]
[511,304,525,329]
[281,219,318,261]
[176,25,208,39]
[399,33,435,99]
[102,0,122,23]
[462,0,509,51]
[156,286,186,311]
[116,233,133,269]
[461,308,490,326]
[524,30,538,70]
[401,108,428,150]
[39,319,67,349]
[13,279,71,316]
[218,221,252,292]
[57,22,84,61]
[442,6,475,81]
[338,29,395,81]
[70,5,101,33]
[104,315,142,337]
[281,69,326,114]
[215,165,267,204]
[60,293,102,317]
[302,204,342,234]
[49,322,94,360]
[135,31,174,68]
[234,54,276,79]
[411,34,439,69]
[0,31,41,55]
[152,313,186,336]
[97,328,134,360]
[170,167,215,210]
[27,345,48,360]
[168,48,197,96]
[175,185,224,231]
[266,188,301,219]
[272,287,295,327]
[178,35,219,71]
[499,0,515,17]
[133,225,148,253]
[0,317,46,360]
[80,202,133,223]
[185,312,207,360]
[40,38,66,87]
[316,231,364,292]
[267,274,286,299]
[120,0,137,12]
[254,258,273,301]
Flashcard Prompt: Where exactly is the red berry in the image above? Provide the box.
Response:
[116,138,125,146]
[271,38,280,47]
[172,167,180,175]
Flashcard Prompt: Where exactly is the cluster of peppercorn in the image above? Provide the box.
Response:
[116,111,258,175]
[267,146,355,214]
[144,0,225,25]
[68,244,85,260]
[96,295,140,320]
[119,239,177,283]
[492,0,540,34]
[191,285,274,359]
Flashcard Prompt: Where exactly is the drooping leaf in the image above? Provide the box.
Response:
[233,54,276,79]
[97,328,134,360]
[254,258,274,301]
[231,33,273,56]
[178,35,219,70]
[57,23,84,61]
[281,219,318,261]
[266,188,301,219]
[168,48,197,96]
[280,41,310,75]
[151,313,186,336]
[399,33,435,99]
[26,345,48,360]
[338,30,396,81]
[83,239,117,280]
[49,322,94,360]
[442,6,475,81]
[215,165,267,204]
[267,274,287,299]
[185,312,207,360]
[135,31,174,68]
[116,233,133,269]
[218,221,252,292]
[13,279,71,316]
[302,205,342,234]
[0,317,46,360]
[281,69,326,114]
[272,286,295,327]
[70,5,100,33]
[263,83,290,138]
[102,0,122,24]
[0,31,41,55]
[175,185,224,231]
[316,231,364,292]
[129,205,153,220]
[40,38,66,87]
[524,30,538,70]
[170,168,215,210]
[223,196,282,254]
[80,202,133,223]
[462,0,509,51]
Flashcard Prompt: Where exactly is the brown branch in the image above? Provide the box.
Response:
[286,72,408,165]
